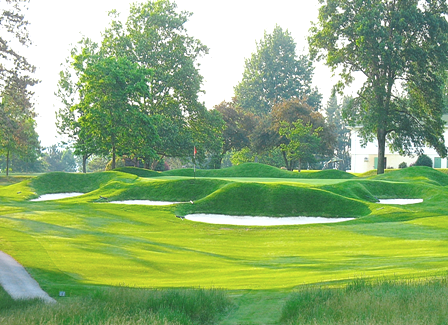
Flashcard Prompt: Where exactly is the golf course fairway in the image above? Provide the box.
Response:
[0,164,447,324]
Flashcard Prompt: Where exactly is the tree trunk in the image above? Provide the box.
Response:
[282,151,289,170]
[82,154,88,173]
[6,149,10,176]
[377,128,387,174]
[112,144,116,170]
[298,158,302,172]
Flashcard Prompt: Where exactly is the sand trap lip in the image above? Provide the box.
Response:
[184,214,354,226]
[30,193,84,202]
[378,199,423,205]
[0,251,55,303]
[108,200,181,205]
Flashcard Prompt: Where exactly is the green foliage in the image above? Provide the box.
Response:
[102,0,213,161]
[325,96,350,171]
[279,119,322,171]
[398,162,408,169]
[0,76,40,176]
[74,54,157,169]
[414,154,433,168]
[235,25,321,115]
[41,145,77,172]
[0,0,36,92]
[309,0,448,174]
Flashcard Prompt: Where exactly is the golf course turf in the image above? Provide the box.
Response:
[0,164,447,324]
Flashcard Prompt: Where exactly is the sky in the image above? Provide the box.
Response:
[21,0,354,147]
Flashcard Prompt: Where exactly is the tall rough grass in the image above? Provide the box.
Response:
[281,277,448,325]
[0,287,232,325]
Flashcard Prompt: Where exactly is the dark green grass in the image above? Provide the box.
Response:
[114,167,162,178]
[162,163,357,179]
[0,286,232,325]
[281,276,448,325]
[107,178,230,202]
[30,171,133,195]
[371,166,448,186]
[177,182,371,217]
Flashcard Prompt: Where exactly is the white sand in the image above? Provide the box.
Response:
[0,251,55,303]
[30,193,84,202]
[184,214,354,226]
[109,200,181,205]
[378,199,423,205]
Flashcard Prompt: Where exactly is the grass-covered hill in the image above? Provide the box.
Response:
[162,163,357,179]
[4,164,443,220]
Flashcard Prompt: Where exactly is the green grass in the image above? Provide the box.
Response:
[1,164,448,324]
[0,286,232,325]
[281,276,448,325]
[162,163,357,179]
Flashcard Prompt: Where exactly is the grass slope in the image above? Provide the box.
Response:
[163,163,357,179]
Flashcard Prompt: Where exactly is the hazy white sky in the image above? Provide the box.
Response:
[22,0,349,147]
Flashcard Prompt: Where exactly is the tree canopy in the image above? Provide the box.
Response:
[309,0,448,174]
[235,25,321,116]
[56,0,222,171]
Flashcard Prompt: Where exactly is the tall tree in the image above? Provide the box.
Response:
[325,96,351,171]
[73,54,156,169]
[101,0,209,161]
[309,0,448,174]
[0,74,39,175]
[214,100,256,165]
[0,0,35,91]
[279,119,322,171]
[270,98,336,169]
[235,25,321,116]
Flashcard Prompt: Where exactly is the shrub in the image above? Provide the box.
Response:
[398,161,407,169]
[414,154,433,168]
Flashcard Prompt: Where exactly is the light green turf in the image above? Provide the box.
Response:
[0,165,447,324]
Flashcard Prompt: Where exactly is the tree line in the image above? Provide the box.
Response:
[1,0,448,175]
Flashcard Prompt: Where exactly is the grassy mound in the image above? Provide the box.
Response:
[30,171,136,195]
[177,182,370,218]
[371,166,448,186]
[163,163,357,179]
[107,178,230,202]
[114,167,162,178]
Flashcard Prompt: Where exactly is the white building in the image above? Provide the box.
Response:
[349,123,448,173]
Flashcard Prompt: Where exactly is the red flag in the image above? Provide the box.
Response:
[194,146,197,157]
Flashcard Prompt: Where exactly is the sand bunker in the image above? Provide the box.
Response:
[184,214,354,226]
[109,200,181,205]
[378,199,423,205]
[30,193,84,202]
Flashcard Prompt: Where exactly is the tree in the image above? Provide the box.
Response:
[0,0,35,92]
[235,25,321,116]
[101,0,209,161]
[325,96,351,170]
[41,145,77,172]
[270,98,336,169]
[214,100,256,165]
[73,54,156,170]
[0,75,40,176]
[279,119,322,171]
[309,0,448,174]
